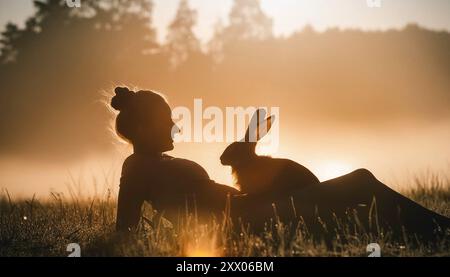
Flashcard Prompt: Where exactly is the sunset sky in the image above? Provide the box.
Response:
[1,0,450,43]
[0,0,449,197]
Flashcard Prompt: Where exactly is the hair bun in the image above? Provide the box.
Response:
[111,87,135,111]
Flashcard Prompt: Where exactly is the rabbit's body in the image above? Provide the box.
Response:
[221,109,320,195]
[232,156,320,195]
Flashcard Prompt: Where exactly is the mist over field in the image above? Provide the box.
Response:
[0,0,449,197]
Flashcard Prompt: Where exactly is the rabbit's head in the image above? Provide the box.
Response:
[220,109,275,168]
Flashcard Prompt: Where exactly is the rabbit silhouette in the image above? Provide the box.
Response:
[220,109,320,196]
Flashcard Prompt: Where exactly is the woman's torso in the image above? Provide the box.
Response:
[120,153,236,208]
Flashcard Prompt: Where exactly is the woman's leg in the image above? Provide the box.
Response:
[294,169,450,241]
[231,169,449,241]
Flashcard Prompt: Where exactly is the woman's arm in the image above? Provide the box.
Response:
[116,184,144,232]
[115,156,145,232]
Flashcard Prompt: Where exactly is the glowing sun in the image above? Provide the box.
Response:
[314,161,355,181]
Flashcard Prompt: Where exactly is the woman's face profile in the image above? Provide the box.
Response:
[137,103,179,153]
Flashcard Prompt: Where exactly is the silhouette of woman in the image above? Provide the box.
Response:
[111,87,238,231]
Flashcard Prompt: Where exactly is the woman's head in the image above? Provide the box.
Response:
[111,87,178,153]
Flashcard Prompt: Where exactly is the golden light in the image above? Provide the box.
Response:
[182,232,222,257]
[313,161,355,181]
[185,247,220,258]
[184,241,221,257]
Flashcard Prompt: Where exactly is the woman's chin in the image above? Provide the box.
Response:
[164,143,175,152]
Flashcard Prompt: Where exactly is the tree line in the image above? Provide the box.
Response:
[0,0,448,161]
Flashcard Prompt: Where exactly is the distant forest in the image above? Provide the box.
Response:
[0,0,449,161]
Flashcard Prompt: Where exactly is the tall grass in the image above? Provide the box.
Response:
[0,172,449,257]
[403,171,450,217]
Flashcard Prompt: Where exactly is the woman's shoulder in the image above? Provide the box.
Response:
[121,154,168,175]
[121,154,210,180]
[167,157,211,180]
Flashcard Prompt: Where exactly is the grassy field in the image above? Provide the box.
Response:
[0,173,449,257]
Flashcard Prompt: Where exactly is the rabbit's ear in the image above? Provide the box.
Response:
[256,115,275,141]
[245,109,266,142]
